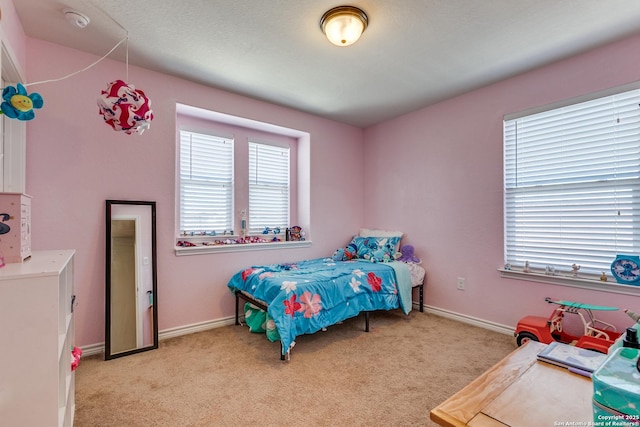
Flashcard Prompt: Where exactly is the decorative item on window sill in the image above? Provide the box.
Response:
[181,230,235,237]
[240,209,247,238]
[503,264,632,285]
[262,226,281,235]
[177,226,307,248]
[176,235,287,248]
[610,255,640,286]
[286,226,305,241]
[571,263,581,277]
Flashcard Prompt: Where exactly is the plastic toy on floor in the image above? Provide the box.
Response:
[514,297,623,354]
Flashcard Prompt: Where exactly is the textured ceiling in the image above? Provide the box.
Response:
[12,0,640,127]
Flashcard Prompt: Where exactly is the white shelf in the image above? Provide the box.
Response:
[499,268,640,296]
[175,239,312,256]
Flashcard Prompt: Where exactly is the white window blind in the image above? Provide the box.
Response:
[248,142,289,234]
[504,89,640,275]
[179,131,234,233]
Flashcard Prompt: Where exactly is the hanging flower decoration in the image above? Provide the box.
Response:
[97,80,153,135]
[0,83,44,121]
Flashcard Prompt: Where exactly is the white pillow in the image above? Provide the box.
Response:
[359,228,403,252]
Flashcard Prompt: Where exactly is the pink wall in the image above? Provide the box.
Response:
[364,33,640,331]
[12,10,640,348]
[24,39,364,348]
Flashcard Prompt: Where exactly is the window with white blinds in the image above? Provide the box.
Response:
[248,142,290,234]
[504,88,640,276]
[179,131,234,234]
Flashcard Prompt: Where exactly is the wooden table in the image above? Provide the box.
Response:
[430,341,594,426]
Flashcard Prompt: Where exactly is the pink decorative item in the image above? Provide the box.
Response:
[71,346,82,371]
[97,80,153,135]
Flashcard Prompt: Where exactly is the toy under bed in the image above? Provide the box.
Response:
[228,256,425,360]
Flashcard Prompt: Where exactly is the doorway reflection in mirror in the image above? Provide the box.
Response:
[105,200,157,360]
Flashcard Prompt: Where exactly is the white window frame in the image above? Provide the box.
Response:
[178,130,234,235]
[174,104,311,255]
[502,84,640,296]
[248,141,290,234]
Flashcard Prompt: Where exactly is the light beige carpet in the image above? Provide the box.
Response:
[74,310,516,426]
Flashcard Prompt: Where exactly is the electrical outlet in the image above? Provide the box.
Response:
[457,277,465,290]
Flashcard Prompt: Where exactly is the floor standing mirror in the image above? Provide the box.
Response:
[105,200,158,360]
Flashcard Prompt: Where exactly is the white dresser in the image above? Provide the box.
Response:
[0,250,76,427]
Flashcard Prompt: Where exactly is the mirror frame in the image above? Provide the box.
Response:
[105,200,158,360]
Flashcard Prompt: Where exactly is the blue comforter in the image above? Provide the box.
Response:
[228,257,412,355]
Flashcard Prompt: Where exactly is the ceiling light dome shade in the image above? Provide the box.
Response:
[320,6,368,46]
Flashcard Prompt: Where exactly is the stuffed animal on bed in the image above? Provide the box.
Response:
[397,245,421,263]
[332,241,358,261]
[331,247,347,261]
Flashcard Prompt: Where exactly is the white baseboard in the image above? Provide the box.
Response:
[159,316,236,340]
[80,316,237,358]
[420,303,515,336]
[80,342,105,358]
[82,306,513,358]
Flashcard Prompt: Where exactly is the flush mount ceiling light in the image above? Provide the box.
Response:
[320,5,368,47]
[63,8,91,29]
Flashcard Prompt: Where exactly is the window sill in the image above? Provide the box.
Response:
[499,268,640,296]
[175,240,312,256]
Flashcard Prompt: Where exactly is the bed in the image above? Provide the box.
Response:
[227,231,425,360]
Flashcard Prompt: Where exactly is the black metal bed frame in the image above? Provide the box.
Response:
[235,281,424,360]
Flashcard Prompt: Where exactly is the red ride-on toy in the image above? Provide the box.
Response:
[514,297,622,353]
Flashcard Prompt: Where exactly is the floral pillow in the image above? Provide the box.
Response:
[359,228,403,252]
[349,235,400,262]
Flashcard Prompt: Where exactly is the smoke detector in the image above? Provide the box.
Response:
[63,8,90,29]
